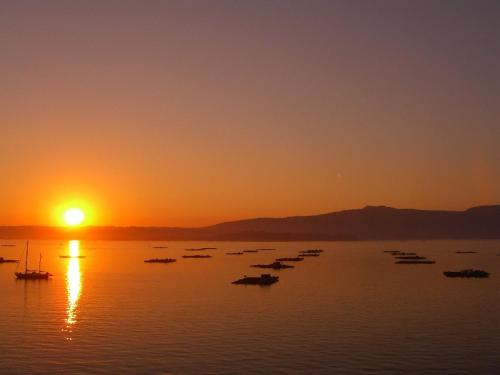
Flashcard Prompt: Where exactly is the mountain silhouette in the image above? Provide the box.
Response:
[1,205,499,241]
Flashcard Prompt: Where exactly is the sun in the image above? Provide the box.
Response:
[64,208,85,226]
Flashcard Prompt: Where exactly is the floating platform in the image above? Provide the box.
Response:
[144,258,176,263]
[275,257,304,262]
[300,249,323,254]
[251,261,293,270]
[0,257,18,263]
[232,274,279,285]
[444,269,490,278]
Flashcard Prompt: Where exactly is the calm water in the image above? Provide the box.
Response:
[0,240,499,374]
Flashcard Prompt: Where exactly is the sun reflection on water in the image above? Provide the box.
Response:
[64,240,82,339]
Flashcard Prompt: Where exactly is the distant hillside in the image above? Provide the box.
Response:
[0,205,499,241]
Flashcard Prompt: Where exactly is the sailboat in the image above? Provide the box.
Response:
[15,241,52,280]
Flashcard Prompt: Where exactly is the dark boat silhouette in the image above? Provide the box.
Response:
[59,255,86,259]
[251,261,294,270]
[185,247,216,251]
[395,260,435,264]
[226,252,244,255]
[299,253,319,257]
[144,258,176,263]
[383,250,401,254]
[182,254,212,258]
[443,269,490,278]
[0,244,16,247]
[256,248,276,251]
[0,257,18,263]
[394,256,427,260]
[456,251,478,254]
[15,241,52,280]
[152,246,168,249]
[232,274,279,285]
[275,257,304,262]
[242,250,259,253]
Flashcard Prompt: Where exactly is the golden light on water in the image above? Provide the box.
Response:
[65,240,82,338]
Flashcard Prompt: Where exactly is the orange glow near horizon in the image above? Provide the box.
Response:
[1,2,499,228]
[53,202,95,227]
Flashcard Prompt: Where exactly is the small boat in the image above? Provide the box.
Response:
[392,252,416,256]
[185,247,217,251]
[152,246,168,249]
[251,261,294,270]
[455,251,478,254]
[0,244,16,247]
[300,249,323,254]
[275,257,304,262]
[242,250,259,253]
[232,274,279,285]
[256,248,276,251]
[395,260,435,264]
[15,241,52,280]
[383,250,401,253]
[182,254,212,259]
[59,255,86,259]
[226,252,244,255]
[299,253,319,257]
[144,258,176,263]
[394,256,426,260]
[0,257,18,263]
[443,269,490,278]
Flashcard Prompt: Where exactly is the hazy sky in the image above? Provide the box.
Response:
[1,0,499,226]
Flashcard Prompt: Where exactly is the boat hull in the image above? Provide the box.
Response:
[15,272,51,280]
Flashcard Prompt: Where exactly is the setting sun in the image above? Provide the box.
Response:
[64,208,85,226]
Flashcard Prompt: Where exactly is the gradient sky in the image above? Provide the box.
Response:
[1,0,499,226]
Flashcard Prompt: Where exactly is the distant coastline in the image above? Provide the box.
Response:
[1,205,499,241]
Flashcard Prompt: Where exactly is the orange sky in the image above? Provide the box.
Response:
[1,1,499,226]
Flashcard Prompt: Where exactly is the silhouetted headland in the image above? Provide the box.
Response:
[1,205,499,241]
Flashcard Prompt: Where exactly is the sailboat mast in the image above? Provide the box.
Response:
[39,253,42,272]
[25,240,29,273]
